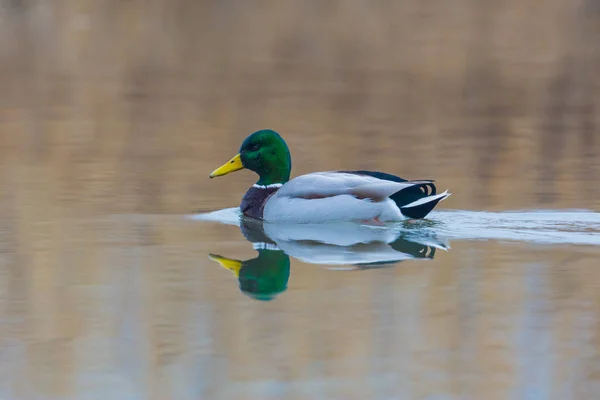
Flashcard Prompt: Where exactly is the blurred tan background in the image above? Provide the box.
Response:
[1,0,600,213]
[1,1,600,399]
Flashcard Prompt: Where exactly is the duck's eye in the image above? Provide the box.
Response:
[251,144,260,151]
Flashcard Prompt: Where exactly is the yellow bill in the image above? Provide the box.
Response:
[209,253,243,277]
[209,153,244,178]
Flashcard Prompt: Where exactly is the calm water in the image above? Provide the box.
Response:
[2,1,600,399]
[1,183,599,400]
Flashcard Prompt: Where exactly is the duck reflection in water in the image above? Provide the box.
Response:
[208,218,449,301]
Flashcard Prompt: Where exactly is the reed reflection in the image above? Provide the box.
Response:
[208,218,449,301]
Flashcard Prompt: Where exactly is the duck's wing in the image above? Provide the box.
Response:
[275,172,430,201]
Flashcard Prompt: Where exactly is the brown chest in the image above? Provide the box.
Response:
[240,185,280,219]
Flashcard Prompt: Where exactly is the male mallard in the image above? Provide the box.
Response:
[209,129,450,223]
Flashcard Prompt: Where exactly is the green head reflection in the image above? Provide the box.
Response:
[209,246,290,301]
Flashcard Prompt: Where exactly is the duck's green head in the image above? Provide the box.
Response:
[209,129,292,186]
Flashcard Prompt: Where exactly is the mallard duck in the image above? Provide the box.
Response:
[209,129,450,223]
